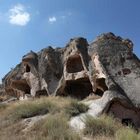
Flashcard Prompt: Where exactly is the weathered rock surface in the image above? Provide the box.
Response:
[2,32,140,127]
[0,84,4,94]
[0,84,11,102]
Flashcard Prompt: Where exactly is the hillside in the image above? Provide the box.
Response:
[0,96,140,140]
[0,32,140,140]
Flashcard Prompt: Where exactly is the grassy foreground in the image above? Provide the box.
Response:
[0,96,139,140]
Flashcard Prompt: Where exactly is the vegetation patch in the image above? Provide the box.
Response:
[83,115,140,140]
[65,99,89,117]
[29,113,81,140]
[115,127,140,140]
[0,97,140,140]
[0,103,8,111]
[83,115,120,137]
[2,97,59,122]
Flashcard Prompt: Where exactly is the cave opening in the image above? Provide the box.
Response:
[66,55,84,73]
[23,81,30,94]
[11,79,31,95]
[94,78,108,97]
[26,64,31,72]
[65,78,93,99]
[94,88,104,97]
[36,89,48,97]
[122,118,134,127]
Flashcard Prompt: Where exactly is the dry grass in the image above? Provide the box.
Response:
[64,99,89,117]
[0,103,8,111]
[28,113,81,140]
[0,96,82,140]
[0,96,140,140]
[83,115,140,140]
[0,96,79,121]
[115,127,140,140]
[1,97,58,123]
[83,115,120,137]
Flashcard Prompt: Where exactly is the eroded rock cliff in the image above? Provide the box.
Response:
[2,33,140,127]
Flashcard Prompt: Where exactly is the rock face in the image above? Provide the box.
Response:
[2,33,140,127]
[0,84,4,97]
[0,84,4,95]
[0,84,5,101]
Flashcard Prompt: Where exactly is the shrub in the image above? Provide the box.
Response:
[83,115,119,137]
[30,113,81,140]
[5,98,57,121]
[115,127,140,140]
[65,99,89,117]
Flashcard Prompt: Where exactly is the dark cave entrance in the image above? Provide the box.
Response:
[22,81,30,94]
[94,89,104,97]
[66,55,84,73]
[122,118,134,127]
[36,89,48,97]
[25,64,31,72]
[94,78,108,97]
[11,79,31,95]
[65,78,93,99]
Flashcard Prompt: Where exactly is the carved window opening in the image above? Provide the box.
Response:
[65,78,93,99]
[26,64,30,72]
[66,55,84,73]
[122,68,131,75]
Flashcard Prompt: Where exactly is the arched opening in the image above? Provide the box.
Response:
[94,78,108,97]
[64,78,93,99]
[22,82,30,94]
[26,64,30,72]
[66,55,84,73]
[11,79,31,98]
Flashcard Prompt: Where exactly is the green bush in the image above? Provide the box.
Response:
[65,100,89,117]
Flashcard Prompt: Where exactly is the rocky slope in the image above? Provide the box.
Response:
[1,32,140,128]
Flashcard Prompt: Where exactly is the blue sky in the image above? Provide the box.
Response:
[0,0,140,82]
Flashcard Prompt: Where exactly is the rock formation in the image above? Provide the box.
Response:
[0,84,4,98]
[2,32,140,127]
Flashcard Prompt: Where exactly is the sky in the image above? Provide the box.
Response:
[0,0,140,82]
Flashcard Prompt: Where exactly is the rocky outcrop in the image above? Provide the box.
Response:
[0,84,4,99]
[2,33,140,127]
[0,84,11,102]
